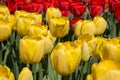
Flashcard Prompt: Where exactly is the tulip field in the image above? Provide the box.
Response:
[0,0,120,80]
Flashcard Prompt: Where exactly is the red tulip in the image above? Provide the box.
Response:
[21,3,32,12]
[88,0,106,8]
[43,2,53,12]
[58,1,69,11]
[90,5,103,18]
[32,0,42,3]
[7,0,17,13]
[61,10,69,17]
[31,3,43,13]
[70,2,86,17]
[109,0,120,13]
[115,8,120,21]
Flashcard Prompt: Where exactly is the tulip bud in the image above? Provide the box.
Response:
[8,14,17,30]
[27,25,56,54]
[30,13,42,25]
[0,20,12,42]
[0,5,10,20]
[18,67,33,80]
[51,42,81,75]
[16,16,35,36]
[27,25,48,36]
[74,20,83,37]
[93,16,107,35]
[0,65,14,80]
[81,20,96,36]
[81,42,91,61]
[19,36,44,64]
[46,7,61,23]
[86,75,93,80]
[49,16,69,37]
[87,60,120,80]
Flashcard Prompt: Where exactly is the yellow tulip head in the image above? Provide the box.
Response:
[27,25,48,36]
[19,36,44,64]
[88,60,120,80]
[46,7,61,23]
[0,65,14,80]
[73,20,83,37]
[93,16,107,35]
[18,67,33,80]
[49,16,69,37]
[51,42,81,75]
[81,20,96,36]
[0,20,11,42]
[0,6,10,20]
[16,16,35,36]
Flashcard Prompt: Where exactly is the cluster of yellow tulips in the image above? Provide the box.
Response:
[73,16,107,37]
[0,5,120,80]
[0,65,32,80]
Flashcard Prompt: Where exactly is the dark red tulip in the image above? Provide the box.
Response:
[70,2,86,17]
[90,5,103,18]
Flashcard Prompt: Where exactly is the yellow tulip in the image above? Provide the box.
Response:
[16,16,35,36]
[93,16,107,35]
[76,34,94,61]
[30,13,42,25]
[0,20,11,42]
[51,42,81,75]
[49,16,69,37]
[0,6,10,20]
[18,67,33,80]
[15,10,30,19]
[41,31,56,54]
[19,36,44,64]
[88,37,106,59]
[73,20,83,37]
[7,14,17,30]
[15,10,42,25]
[81,20,96,36]
[27,25,56,54]
[86,60,120,80]
[0,65,14,80]
[99,38,120,62]
[46,7,61,23]
[27,25,48,36]
[81,41,91,61]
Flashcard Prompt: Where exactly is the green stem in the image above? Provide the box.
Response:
[39,63,43,80]
[33,64,37,80]
[110,18,116,38]
[80,61,84,80]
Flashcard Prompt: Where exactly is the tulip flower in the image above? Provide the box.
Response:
[98,38,120,62]
[51,42,81,75]
[70,2,86,17]
[18,67,33,80]
[93,16,107,35]
[76,34,94,61]
[0,65,14,80]
[49,16,69,37]
[0,5,10,20]
[15,10,42,25]
[81,20,96,36]
[16,16,36,36]
[86,60,120,80]
[27,25,48,36]
[27,25,56,54]
[46,7,62,23]
[73,20,83,37]
[0,20,12,42]
[90,5,103,18]
[19,36,44,64]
